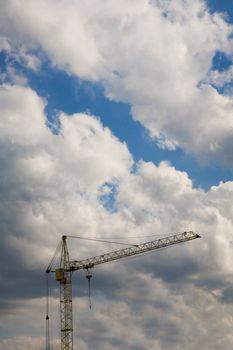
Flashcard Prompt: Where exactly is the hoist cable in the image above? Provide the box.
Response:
[46,273,50,350]
[46,272,55,350]
[88,277,92,310]
[46,239,62,272]
[100,232,183,240]
[67,235,137,246]
[86,271,92,310]
[66,232,184,245]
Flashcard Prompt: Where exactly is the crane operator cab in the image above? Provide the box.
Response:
[55,268,66,284]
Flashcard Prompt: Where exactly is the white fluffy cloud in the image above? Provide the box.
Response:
[1,84,233,348]
[0,84,132,266]
[0,0,233,163]
[206,65,233,89]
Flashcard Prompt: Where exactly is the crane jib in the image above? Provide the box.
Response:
[69,231,201,272]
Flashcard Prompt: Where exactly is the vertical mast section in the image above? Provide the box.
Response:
[56,235,73,350]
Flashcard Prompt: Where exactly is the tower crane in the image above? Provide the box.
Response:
[46,231,200,350]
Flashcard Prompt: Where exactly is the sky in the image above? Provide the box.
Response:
[0,0,233,349]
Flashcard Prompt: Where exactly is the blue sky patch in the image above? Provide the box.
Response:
[212,51,232,72]
[98,182,118,213]
[0,51,232,191]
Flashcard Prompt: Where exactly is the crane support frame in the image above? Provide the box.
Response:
[47,231,200,350]
[59,236,73,350]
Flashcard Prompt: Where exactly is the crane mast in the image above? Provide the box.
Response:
[46,231,200,350]
[58,236,73,350]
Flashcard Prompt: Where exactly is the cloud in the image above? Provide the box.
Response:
[205,65,233,89]
[0,84,133,277]
[0,337,44,350]
[1,1,233,348]
[1,84,233,348]
[1,0,233,164]
[71,271,233,350]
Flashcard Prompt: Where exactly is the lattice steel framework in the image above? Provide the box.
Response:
[59,236,73,350]
[70,231,200,271]
[48,231,200,350]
